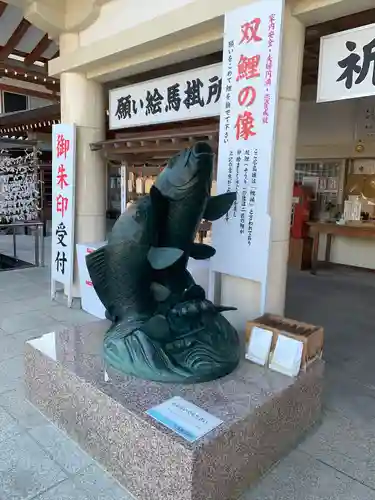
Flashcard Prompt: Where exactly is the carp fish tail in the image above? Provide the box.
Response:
[86,242,152,319]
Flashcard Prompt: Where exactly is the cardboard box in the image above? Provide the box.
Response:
[246,314,324,370]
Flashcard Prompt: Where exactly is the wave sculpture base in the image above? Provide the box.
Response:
[103,300,240,384]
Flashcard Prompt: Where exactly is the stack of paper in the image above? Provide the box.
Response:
[269,334,303,377]
[246,326,273,366]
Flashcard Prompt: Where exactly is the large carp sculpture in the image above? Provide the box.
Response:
[86,142,240,384]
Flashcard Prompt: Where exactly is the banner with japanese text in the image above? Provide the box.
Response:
[109,63,222,130]
[212,1,284,293]
[51,124,76,290]
[317,23,375,102]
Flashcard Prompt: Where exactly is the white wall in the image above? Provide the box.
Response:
[297,86,375,159]
[316,234,375,269]
[0,77,55,114]
[28,96,54,109]
[297,86,375,270]
[79,0,196,47]
[298,100,356,154]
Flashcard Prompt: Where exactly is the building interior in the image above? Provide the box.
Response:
[0,2,373,418]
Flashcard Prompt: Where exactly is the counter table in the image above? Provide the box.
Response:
[307,221,375,275]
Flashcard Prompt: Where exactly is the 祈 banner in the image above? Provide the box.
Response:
[109,63,222,130]
[51,124,76,303]
[211,1,284,302]
[318,23,375,102]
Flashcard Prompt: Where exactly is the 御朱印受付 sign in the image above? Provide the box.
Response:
[51,124,76,303]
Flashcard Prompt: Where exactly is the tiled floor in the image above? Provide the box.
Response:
[1,234,375,499]
[0,235,133,500]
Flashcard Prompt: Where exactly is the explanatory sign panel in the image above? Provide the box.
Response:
[318,23,375,102]
[109,63,223,130]
[212,1,284,288]
[146,396,223,443]
[51,124,76,293]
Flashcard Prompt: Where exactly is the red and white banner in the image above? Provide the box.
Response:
[51,124,76,304]
[212,1,284,310]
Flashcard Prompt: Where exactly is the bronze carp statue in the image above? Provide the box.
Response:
[86,141,240,384]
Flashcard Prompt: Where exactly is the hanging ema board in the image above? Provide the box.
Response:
[51,124,77,307]
[0,150,40,223]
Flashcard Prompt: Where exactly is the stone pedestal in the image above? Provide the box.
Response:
[25,321,323,500]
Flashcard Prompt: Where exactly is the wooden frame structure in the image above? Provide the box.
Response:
[0,1,59,98]
[90,121,220,171]
[0,3,373,101]
[91,120,220,234]
[0,103,60,136]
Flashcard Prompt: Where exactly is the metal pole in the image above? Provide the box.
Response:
[40,224,45,267]
[34,224,39,266]
[12,226,16,258]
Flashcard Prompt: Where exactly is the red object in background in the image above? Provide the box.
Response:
[291,183,312,239]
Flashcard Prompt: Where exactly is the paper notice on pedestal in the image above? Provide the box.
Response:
[246,327,273,366]
[269,335,303,378]
[146,396,223,442]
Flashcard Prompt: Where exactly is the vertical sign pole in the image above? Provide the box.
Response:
[51,124,77,306]
[67,125,76,308]
[67,288,73,308]
[51,277,56,300]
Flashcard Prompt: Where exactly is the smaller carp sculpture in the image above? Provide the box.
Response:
[86,142,240,384]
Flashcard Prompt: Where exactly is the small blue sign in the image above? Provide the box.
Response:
[146,396,223,443]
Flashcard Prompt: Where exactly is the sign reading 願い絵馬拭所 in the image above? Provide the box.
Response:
[51,123,76,306]
[108,63,223,130]
[146,396,223,443]
[211,0,284,311]
[317,23,375,102]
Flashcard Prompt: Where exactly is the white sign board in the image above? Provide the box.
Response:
[146,396,223,442]
[211,1,284,308]
[269,334,303,377]
[187,259,210,297]
[109,63,222,130]
[318,24,375,102]
[246,326,273,366]
[76,242,107,319]
[51,124,76,306]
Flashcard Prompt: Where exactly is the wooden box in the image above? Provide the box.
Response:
[246,314,324,370]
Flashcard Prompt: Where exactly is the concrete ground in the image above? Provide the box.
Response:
[1,234,375,499]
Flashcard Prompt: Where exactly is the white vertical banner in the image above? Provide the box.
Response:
[51,124,77,307]
[211,1,284,312]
